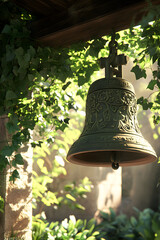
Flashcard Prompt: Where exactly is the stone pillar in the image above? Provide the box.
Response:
[0,116,32,240]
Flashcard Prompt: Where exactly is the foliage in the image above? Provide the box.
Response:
[32,100,93,214]
[0,196,4,213]
[32,207,160,240]
[0,0,105,180]
[95,207,160,240]
[117,5,160,125]
[0,0,160,180]
[32,153,92,212]
[32,215,99,240]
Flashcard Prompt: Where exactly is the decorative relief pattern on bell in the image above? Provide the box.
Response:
[82,88,141,136]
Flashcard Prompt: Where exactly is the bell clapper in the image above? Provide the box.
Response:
[112,162,119,170]
[111,151,119,170]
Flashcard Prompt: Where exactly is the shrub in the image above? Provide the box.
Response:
[32,207,160,240]
[95,208,160,240]
[32,215,99,240]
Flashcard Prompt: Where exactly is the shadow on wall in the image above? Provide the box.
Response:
[46,164,121,222]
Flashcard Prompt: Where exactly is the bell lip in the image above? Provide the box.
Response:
[67,149,157,167]
[88,77,135,95]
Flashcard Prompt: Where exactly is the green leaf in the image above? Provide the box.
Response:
[130,216,137,226]
[1,145,14,156]
[62,81,71,90]
[0,196,4,213]
[12,160,16,167]
[0,155,9,171]
[100,211,109,220]
[2,25,11,34]
[147,80,157,90]
[6,90,17,100]
[152,214,160,233]
[15,47,24,58]
[109,208,116,221]
[64,184,74,191]
[64,118,70,124]
[66,194,76,202]
[28,46,36,58]
[87,236,96,240]
[78,76,86,86]
[9,170,20,183]
[131,65,146,80]
[137,97,144,105]
[74,203,85,210]
[15,154,24,165]
[31,141,43,148]
[153,116,160,125]
[137,97,153,110]
[124,233,135,238]
[28,74,35,82]
[157,81,160,88]
[6,118,19,134]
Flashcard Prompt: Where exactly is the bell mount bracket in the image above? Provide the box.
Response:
[100,33,127,79]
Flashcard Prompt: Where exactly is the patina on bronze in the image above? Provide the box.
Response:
[67,37,157,169]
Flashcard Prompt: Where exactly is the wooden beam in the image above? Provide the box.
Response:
[13,0,63,16]
[48,0,67,9]
[31,0,136,37]
[32,0,160,47]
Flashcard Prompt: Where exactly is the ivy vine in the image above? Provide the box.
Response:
[0,0,160,181]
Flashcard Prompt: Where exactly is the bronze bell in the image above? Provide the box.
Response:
[67,39,157,169]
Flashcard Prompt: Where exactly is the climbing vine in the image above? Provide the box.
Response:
[0,0,160,181]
